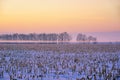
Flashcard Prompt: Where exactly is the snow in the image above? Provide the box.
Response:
[0,50,120,80]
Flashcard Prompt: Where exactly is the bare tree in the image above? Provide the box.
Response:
[76,33,87,42]
[76,33,83,41]
[13,33,19,40]
[58,32,72,42]
[88,36,97,43]
[28,33,37,40]
[0,32,71,43]
[76,33,97,43]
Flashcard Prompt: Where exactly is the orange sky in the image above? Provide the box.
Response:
[0,0,120,33]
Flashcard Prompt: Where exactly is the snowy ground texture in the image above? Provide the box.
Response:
[0,44,120,80]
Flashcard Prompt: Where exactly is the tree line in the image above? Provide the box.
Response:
[0,32,97,43]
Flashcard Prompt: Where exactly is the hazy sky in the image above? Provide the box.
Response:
[0,0,120,34]
[0,0,120,33]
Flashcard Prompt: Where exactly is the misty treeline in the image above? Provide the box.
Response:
[0,32,97,42]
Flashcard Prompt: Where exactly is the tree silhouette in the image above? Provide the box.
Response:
[88,36,97,43]
[76,33,97,43]
[76,33,87,42]
[58,32,72,42]
[0,33,71,43]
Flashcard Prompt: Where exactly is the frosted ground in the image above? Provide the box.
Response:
[0,43,120,80]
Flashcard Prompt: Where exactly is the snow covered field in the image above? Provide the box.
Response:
[0,44,120,80]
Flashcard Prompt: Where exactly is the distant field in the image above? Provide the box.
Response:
[0,43,120,80]
[0,43,120,53]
